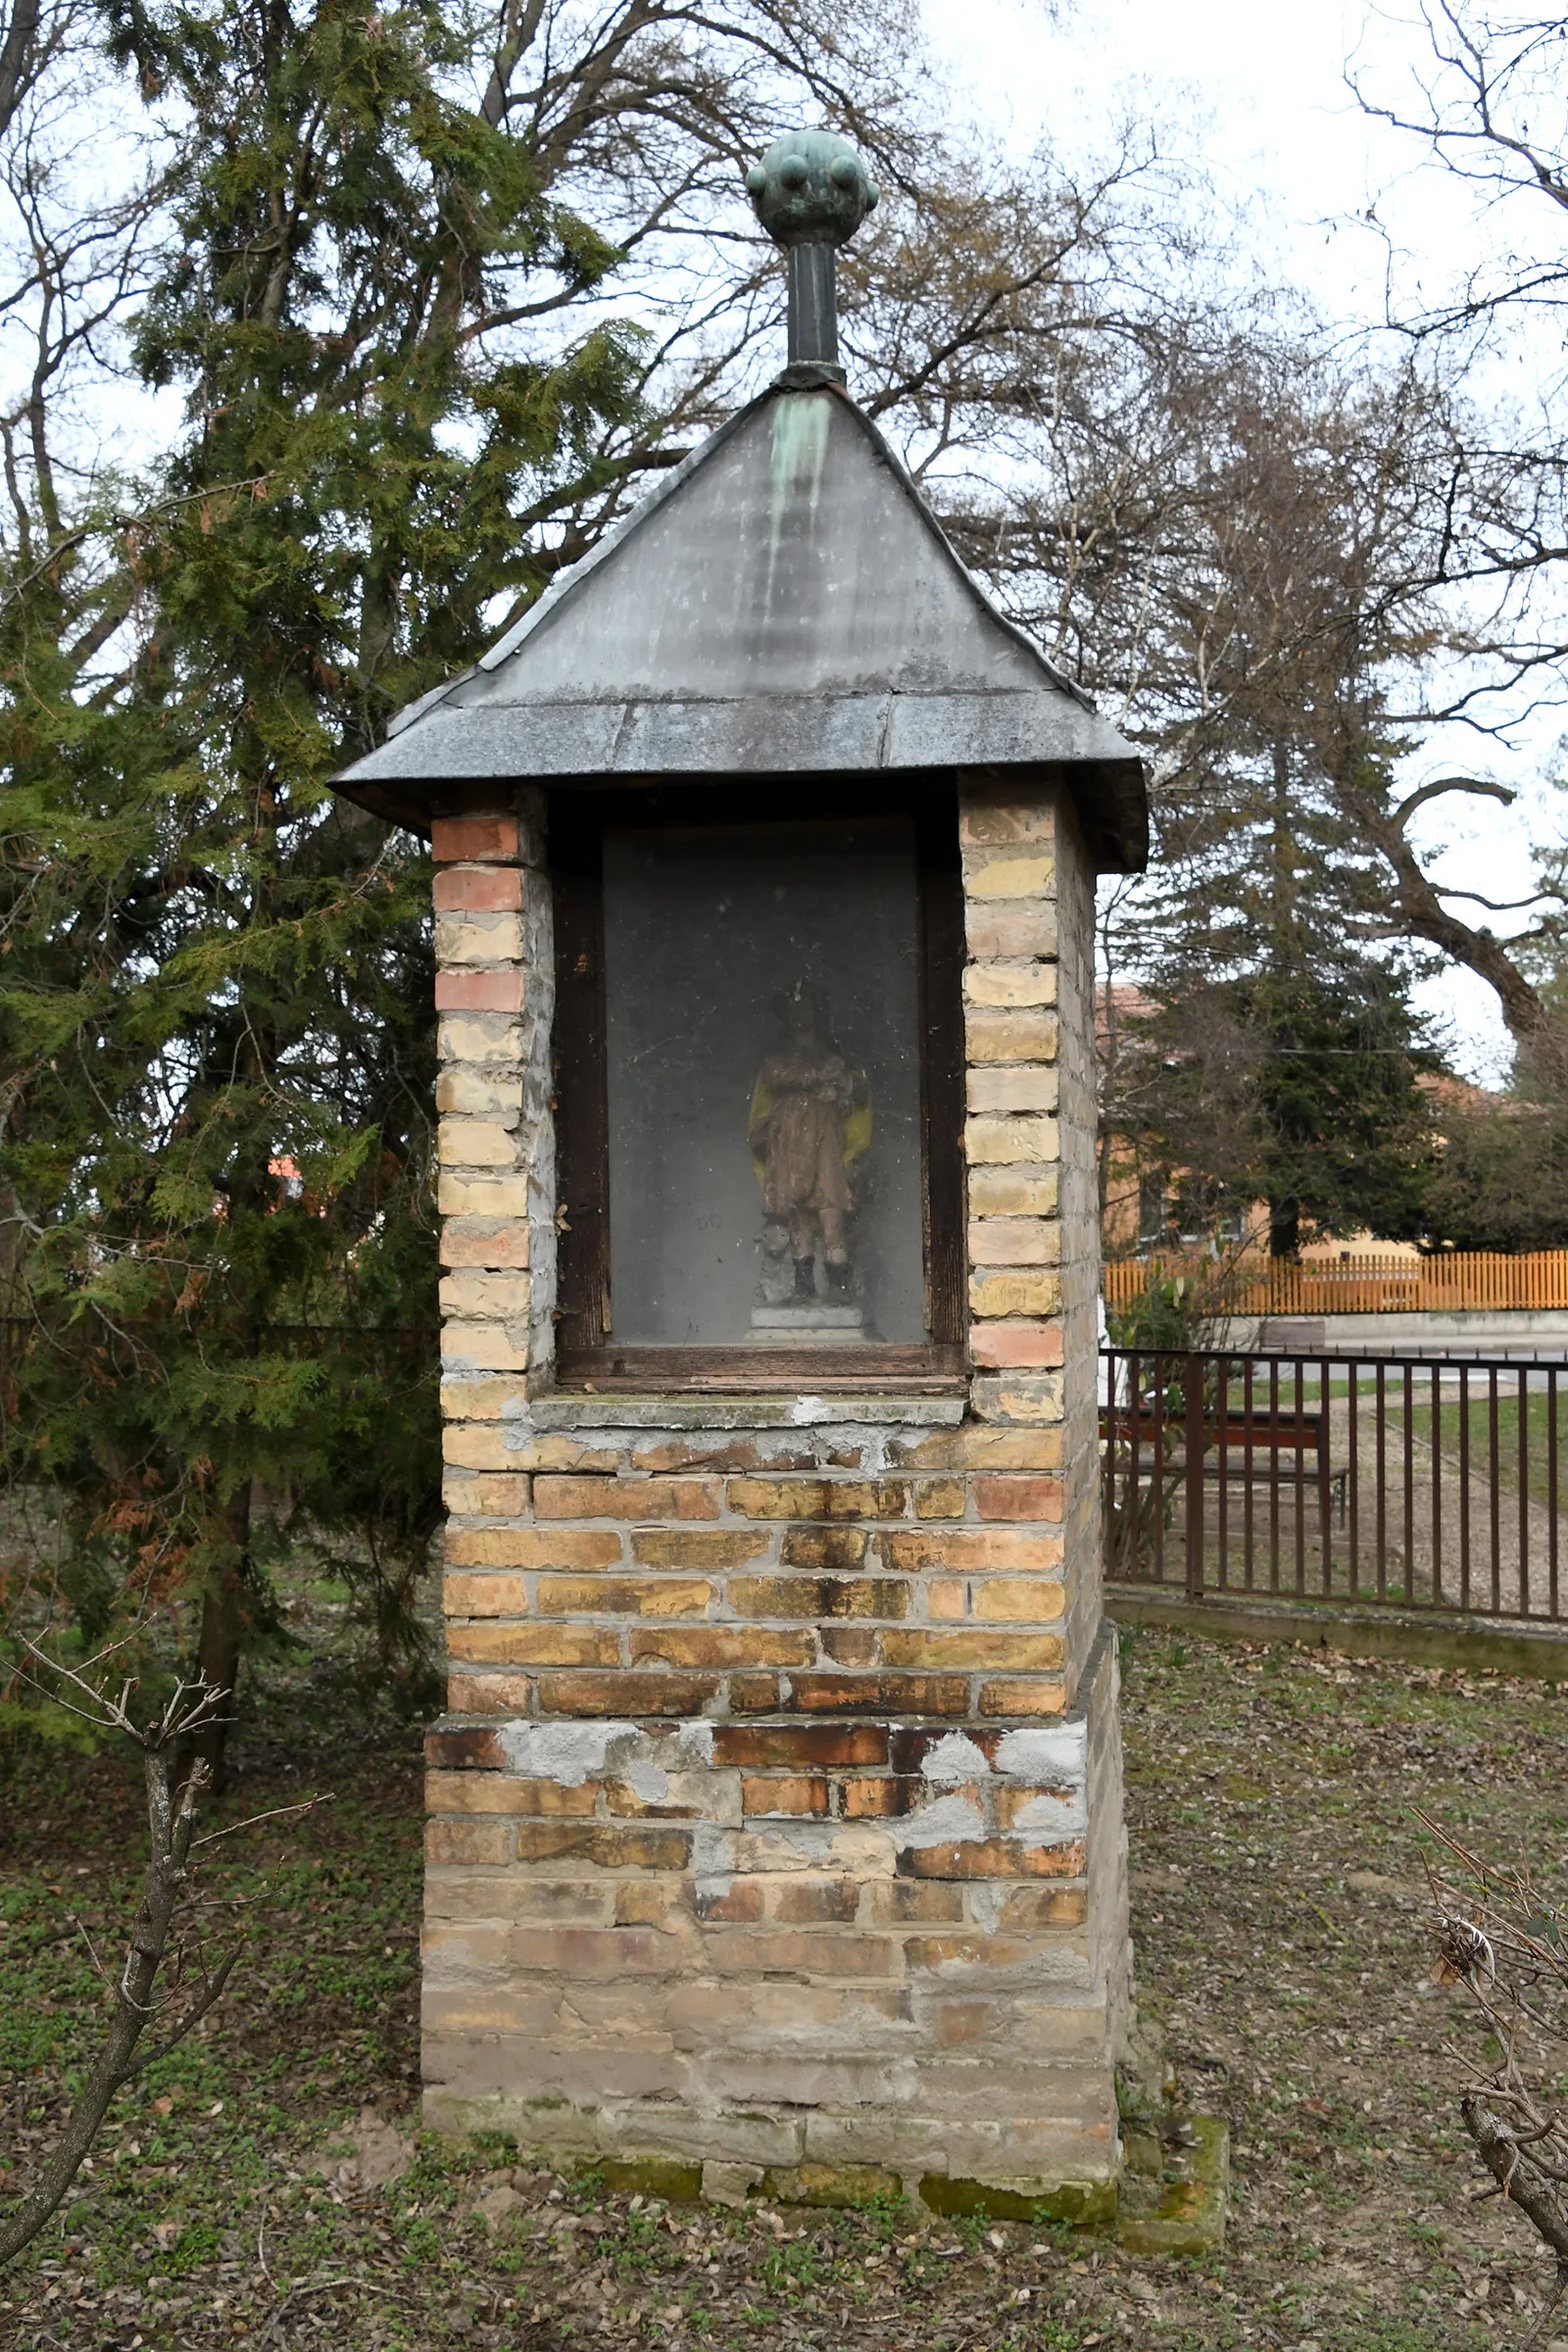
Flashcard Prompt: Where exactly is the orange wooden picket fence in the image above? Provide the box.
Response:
[1103,1250,1568,1317]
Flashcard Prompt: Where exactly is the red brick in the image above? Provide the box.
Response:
[431,815,520,863]
[839,1776,902,1819]
[727,1673,782,1711]
[788,1673,970,1716]
[434,968,525,1011]
[535,1475,721,1521]
[742,1774,830,1817]
[433,865,523,911]
[973,1475,1065,1521]
[891,1727,1003,1773]
[712,1723,889,1769]
[692,1881,765,1923]
[969,1322,1063,1369]
[536,1671,720,1716]
[425,1725,506,1769]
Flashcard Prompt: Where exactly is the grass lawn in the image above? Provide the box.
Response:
[2,1617,1565,2350]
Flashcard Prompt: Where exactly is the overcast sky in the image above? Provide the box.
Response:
[923,0,1562,1082]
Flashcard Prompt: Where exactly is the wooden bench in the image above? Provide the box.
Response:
[1101,1405,1348,1521]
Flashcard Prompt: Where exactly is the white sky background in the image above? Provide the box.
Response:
[922,0,1566,1084]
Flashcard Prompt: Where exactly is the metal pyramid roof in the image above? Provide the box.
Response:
[334,377,1147,871]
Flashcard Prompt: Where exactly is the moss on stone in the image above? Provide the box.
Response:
[759,2163,902,2209]
[918,2173,1118,2227]
[592,2157,705,2203]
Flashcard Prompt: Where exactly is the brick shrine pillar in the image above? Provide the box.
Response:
[422,774,1131,2220]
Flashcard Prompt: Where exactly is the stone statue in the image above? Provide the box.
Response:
[749,985,870,1304]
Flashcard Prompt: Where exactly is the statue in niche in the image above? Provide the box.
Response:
[748,983,871,1306]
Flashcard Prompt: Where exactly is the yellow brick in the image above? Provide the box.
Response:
[434,911,524,964]
[980,1676,1066,1716]
[437,1013,523,1064]
[440,1320,530,1371]
[628,1626,813,1668]
[447,1623,621,1666]
[963,853,1054,900]
[968,1269,1062,1317]
[964,1116,1058,1165]
[444,1571,530,1617]
[437,1117,516,1168]
[882,1529,1062,1573]
[442,1472,531,1515]
[966,1219,1058,1266]
[438,1172,533,1217]
[966,1067,1058,1114]
[967,1167,1058,1217]
[537,1576,713,1617]
[965,906,1057,960]
[970,1577,1066,1622]
[441,1424,514,1471]
[880,1630,1064,1671]
[964,1009,1058,1062]
[927,1578,967,1620]
[962,962,1058,1008]
[436,1068,518,1117]
[447,1527,621,1570]
[958,799,1056,847]
[438,1271,531,1318]
[895,1427,1064,1470]
[914,1479,966,1519]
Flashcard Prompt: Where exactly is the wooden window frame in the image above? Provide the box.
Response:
[551,777,965,1392]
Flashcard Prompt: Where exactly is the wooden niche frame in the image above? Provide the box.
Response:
[550,777,966,1392]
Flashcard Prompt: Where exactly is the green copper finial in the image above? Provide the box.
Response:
[745,129,878,252]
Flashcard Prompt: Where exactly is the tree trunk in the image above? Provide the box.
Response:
[193,1481,254,1790]
[1269,1197,1299,1259]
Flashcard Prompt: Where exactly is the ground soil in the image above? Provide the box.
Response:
[1,1615,1564,2351]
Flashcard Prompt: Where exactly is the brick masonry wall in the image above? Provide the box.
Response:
[426,775,1130,2214]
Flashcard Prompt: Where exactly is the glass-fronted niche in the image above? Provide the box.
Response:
[552,786,963,1385]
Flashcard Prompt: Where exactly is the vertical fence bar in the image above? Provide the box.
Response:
[1431,1363,1443,1610]
[1149,1351,1165,1589]
[1348,1357,1360,1597]
[1550,1367,1560,1624]
[1375,1361,1388,1603]
[1317,1354,1333,1595]
[1269,1354,1281,1594]
[1460,1365,1471,1614]
[1184,1351,1205,1599]
[1402,1361,1415,1605]
[1244,1354,1256,1592]
[1490,1367,1502,1616]
[1294,1354,1307,1597]
[1519,1364,1531,1620]
[1216,1352,1230,1592]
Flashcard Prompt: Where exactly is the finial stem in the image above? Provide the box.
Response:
[787,245,839,370]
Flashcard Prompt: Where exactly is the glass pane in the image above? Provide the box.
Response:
[603,817,925,1347]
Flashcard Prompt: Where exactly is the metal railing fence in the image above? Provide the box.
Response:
[1102,1347,1568,1625]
